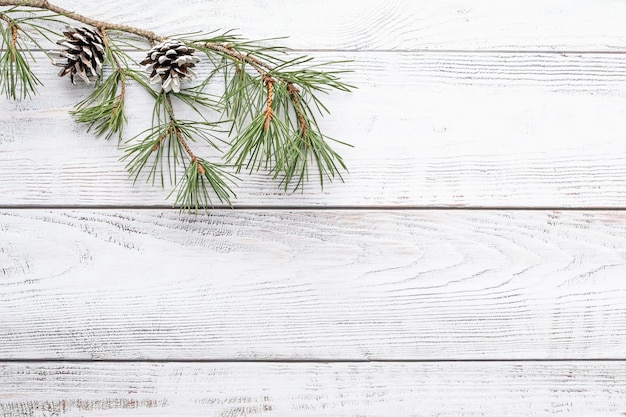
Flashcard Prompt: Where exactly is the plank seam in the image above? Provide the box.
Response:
[288,49,626,55]
[2,205,626,211]
[2,359,626,363]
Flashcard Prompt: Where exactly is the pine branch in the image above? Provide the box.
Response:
[0,0,354,210]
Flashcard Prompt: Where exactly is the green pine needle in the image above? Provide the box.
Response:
[123,120,186,188]
[71,70,127,141]
[0,18,42,100]
[219,56,354,191]
[123,92,235,208]
[171,158,237,213]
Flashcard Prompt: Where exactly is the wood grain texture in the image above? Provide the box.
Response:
[37,0,626,51]
[1,209,626,360]
[2,52,626,207]
[3,1,626,414]
[2,361,626,417]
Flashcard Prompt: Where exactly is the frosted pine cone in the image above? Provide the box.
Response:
[140,39,199,93]
[52,26,105,84]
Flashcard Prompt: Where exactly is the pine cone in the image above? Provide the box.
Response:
[52,26,105,85]
[141,39,200,93]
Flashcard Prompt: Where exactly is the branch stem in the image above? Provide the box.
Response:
[100,29,126,107]
[287,82,308,139]
[0,13,18,61]
[100,30,121,69]
[164,93,199,165]
[263,75,274,131]
[200,42,272,74]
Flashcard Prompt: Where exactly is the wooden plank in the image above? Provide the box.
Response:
[1,209,626,360]
[2,52,626,207]
[1,361,625,416]
[33,0,626,51]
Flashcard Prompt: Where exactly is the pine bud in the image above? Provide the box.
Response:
[52,26,105,85]
[140,39,200,93]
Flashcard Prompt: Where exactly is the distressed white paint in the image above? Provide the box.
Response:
[44,0,626,51]
[2,52,626,207]
[2,0,626,415]
[1,209,625,360]
[2,362,626,417]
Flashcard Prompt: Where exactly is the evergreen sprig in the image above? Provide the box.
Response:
[0,1,354,211]
[71,68,127,140]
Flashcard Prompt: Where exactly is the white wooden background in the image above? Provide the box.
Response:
[1,1,626,416]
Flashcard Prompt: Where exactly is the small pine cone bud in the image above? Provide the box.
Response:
[140,39,200,93]
[52,26,105,85]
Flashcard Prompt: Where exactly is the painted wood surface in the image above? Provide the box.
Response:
[2,362,626,417]
[2,0,626,415]
[2,52,626,207]
[1,209,625,360]
[49,0,626,51]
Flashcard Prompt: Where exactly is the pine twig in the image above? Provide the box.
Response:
[0,10,44,99]
[198,41,312,145]
[164,93,201,170]
[100,29,126,100]
[263,75,275,132]
[0,14,17,61]
[287,82,308,138]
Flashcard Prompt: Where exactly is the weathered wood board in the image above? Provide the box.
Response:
[2,53,626,207]
[1,209,625,360]
[2,0,626,415]
[2,362,626,417]
[55,1,626,51]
